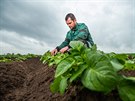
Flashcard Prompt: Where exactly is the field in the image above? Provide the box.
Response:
[0,42,135,101]
[0,55,135,101]
[0,56,124,101]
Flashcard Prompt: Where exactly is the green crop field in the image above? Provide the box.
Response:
[0,41,135,101]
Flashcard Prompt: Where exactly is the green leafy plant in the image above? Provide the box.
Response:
[0,53,39,62]
[118,76,135,101]
[41,41,135,101]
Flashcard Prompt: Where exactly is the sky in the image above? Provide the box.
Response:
[0,0,135,54]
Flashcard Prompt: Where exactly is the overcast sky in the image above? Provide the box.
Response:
[0,0,135,54]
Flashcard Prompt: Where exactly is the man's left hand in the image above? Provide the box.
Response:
[59,46,69,53]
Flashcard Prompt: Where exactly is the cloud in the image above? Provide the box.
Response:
[0,0,65,43]
[0,0,135,54]
[0,30,52,54]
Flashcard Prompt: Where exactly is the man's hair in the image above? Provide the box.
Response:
[65,13,76,21]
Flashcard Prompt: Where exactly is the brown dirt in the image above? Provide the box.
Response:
[0,57,134,101]
[119,70,135,77]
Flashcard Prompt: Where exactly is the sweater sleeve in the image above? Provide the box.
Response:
[56,32,70,51]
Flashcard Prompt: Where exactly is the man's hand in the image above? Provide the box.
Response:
[59,46,69,53]
[51,48,58,55]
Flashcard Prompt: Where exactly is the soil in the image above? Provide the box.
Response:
[0,57,134,101]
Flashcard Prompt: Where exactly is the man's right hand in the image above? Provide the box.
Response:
[51,48,58,55]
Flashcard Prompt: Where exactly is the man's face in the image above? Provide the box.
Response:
[66,17,76,29]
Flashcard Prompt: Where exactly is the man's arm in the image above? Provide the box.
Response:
[56,37,70,51]
[51,38,70,55]
[51,32,70,55]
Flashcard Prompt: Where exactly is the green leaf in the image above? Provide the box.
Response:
[50,76,61,93]
[83,50,114,92]
[110,59,124,72]
[59,76,68,94]
[81,56,118,93]
[124,60,135,70]
[48,62,55,66]
[114,54,127,60]
[123,76,135,82]
[70,64,87,83]
[55,58,75,78]
[54,59,62,65]
[69,41,85,51]
[118,78,135,101]
[84,49,103,67]
[91,44,97,51]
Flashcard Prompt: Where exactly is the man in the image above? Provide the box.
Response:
[51,13,94,55]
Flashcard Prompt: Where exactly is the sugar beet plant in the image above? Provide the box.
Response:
[41,41,135,101]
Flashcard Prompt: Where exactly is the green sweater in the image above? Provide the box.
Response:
[56,23,94,51]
